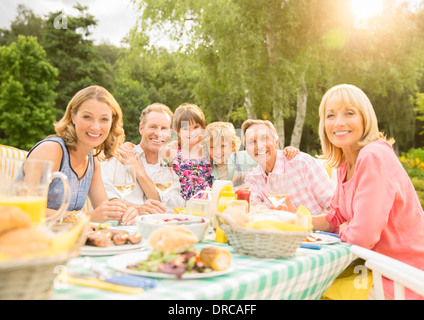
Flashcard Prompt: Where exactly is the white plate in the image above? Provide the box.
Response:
[303,232,341,245]
[81,240,147,256]
[108,251,234,279]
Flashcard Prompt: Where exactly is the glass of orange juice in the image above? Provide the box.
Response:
[0,156,70,228]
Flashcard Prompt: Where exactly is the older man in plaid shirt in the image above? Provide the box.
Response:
[242,119,335,215]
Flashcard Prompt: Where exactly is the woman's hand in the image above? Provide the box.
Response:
[159,140,178,162]
[283,146,300,160]
[338,221,349,233]
[89,200,127,223]
[116,142,138,166]
[120,206,139,225]
[312,214,331,232]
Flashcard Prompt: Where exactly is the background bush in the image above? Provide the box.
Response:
[400,148,424,208]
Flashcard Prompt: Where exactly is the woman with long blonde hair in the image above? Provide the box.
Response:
[26,85,137,224]
[314,84,424,299]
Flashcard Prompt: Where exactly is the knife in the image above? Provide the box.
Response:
[314,231,340,238]
[82,257,157,288]
[300,243,321,250]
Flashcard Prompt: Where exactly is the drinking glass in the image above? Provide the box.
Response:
[113,162,136,198]
[231,170,246,189]
[151,165,175,194]
[266,171,289,208]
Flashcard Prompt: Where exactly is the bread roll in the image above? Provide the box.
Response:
[148,225,198,254]
[0,226,51,258]
[222,207,250,227]
[0,205,32,234]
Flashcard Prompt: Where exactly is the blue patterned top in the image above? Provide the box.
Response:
[26,137,94,211]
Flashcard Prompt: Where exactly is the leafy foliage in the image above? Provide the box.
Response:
[0,36,58,150]
[400,148,424,209]
[42,4,114,119]
[2,1,424,155]
[131,0,424,152]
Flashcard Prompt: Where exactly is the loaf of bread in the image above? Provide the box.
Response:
[0,205,32,234]
[222,207,250,227]
[0,226,51,258]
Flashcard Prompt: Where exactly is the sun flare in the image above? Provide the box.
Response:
[351,0,384,20]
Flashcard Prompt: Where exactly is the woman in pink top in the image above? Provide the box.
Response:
[313,84,424,300]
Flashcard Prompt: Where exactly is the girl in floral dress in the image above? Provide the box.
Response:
[161,103,213,201]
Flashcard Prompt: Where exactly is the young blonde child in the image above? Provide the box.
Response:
[204,122,300,181]
[162,103,213,201]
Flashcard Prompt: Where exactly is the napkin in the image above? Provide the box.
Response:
[58,271,145,295]
[295,205,313,230]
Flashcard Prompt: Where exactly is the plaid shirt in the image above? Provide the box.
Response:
[245,150,335,215]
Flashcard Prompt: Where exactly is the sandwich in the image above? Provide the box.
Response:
[148,225,198,254]
[128,225,231,277]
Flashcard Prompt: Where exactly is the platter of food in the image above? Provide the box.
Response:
[80,241,147,256]
[108,251,233,279]
[80,224,146,256]
[135,214,209,242]
[108,225,233,279]
[303,232,340,245]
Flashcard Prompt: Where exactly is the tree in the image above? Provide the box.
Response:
[131,0,345,148]
[132,0,424,152]
[0,35,58,150]
[42,4,113,119]
[112,43,197,142]
[0,4,44,46]
[326,1,424,152]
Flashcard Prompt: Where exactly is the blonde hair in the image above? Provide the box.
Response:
[204,122,241,153]
[318,84,394,168]
[53,85,125,160]
[241,119,279,147]
[172,103,206,133]
[139,103,173,125]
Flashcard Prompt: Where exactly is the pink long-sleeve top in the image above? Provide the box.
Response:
[326,139,424,299]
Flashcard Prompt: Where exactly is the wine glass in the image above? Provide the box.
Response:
[266,171,289,209]
[113,162,136,198]
[231,169,246,189]
[151,165,175,194]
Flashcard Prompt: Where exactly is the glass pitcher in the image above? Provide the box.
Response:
[0,156,71,228]
[187,189,212,219]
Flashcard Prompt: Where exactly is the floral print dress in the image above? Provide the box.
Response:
[171,147,214,200]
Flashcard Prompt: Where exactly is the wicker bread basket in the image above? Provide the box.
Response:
[0,222,89,300]
[216,213,311,259]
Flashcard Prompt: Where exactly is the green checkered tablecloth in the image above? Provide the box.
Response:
[51,240,355,300]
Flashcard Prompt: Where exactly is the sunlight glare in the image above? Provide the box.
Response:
[351,0,384,20]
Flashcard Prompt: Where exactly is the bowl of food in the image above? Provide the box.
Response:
[135,214,210,242]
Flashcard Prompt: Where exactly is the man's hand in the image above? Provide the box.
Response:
[270,195,297,213]
[138,199,167,215]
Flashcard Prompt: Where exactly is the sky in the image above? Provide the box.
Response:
[0,0,139,46]
[1,0,421,48]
